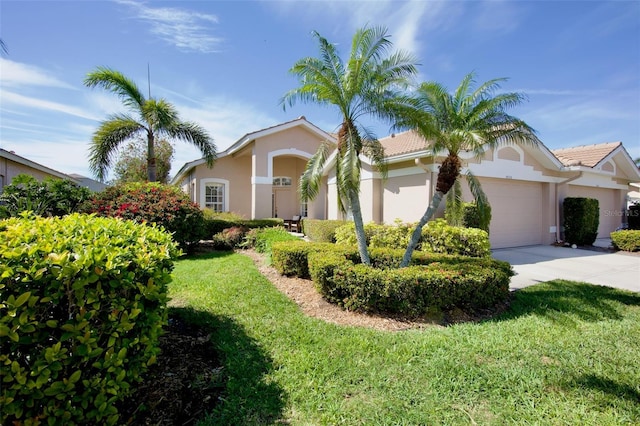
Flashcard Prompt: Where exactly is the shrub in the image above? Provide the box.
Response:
[243,226,300,259]
[0,213,180,425]
[302,219,346,242]
[563,197,599,245]
[628,204,640,230]
[211,225,249,250]
[86,182,206,250]
[307,246,511,317]
[0,174,92,219]
[610,230,640,252]
[203,216,283,237]
[421,219,490,257]
[271,241,353,278]
[334,219,490,257]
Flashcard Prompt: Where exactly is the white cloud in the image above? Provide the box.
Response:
[0,59,76,89]
[116,0,223,53]
[1,90,99,121]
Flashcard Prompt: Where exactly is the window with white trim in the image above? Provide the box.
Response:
[273,176,292,187]
[205,183,225,212]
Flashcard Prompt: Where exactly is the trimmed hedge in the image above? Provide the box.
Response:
[204,218,284,237]
[563,197,599,246]
[305,245,512,317]
[610,230,640,252]
[0,213,180,425]
[333,219,490,257]
[302,219,347,242]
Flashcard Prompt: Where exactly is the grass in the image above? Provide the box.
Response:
[169,251,640,425]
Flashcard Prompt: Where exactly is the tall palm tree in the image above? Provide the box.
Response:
[84,67,216,182]
[397,72,540,267]
[281,26,418,265]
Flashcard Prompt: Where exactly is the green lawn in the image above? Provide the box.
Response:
[169,251,640,426]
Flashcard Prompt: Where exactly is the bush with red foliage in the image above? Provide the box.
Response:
[87,182,207,251]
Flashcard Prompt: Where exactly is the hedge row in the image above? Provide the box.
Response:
[610,230,640,252]
[271,242,512,317]
[302,219,347,242]
[204,218,284,238]
[1,214,179,425]
[333,218,490,257]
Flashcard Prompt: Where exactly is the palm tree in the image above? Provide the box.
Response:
[397,72,540,267]
[84,67,216,182]
[1,38,8,55]
[281,26,418,265]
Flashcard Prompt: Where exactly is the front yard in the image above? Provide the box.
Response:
[166,250,640,425]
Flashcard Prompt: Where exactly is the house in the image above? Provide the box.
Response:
[0,149,106,192]
[171,117,335,220]
[173,118,640,249]
[324,132,640,248]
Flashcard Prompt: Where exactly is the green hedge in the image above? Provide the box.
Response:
[333,219,490,257]
[302,219,347,242]
[204,218,284,237]
[563,197,599,245]
[610,230,640,252]
[306,246,512,317]
[0,214,180,425]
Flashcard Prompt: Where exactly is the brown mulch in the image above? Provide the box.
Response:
[117,247,509,424]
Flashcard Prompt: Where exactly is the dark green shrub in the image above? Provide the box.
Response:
[0,213,180,425]
[307,247,511,317]
[203,217,284,237]
[271,242,353,278]
[0,174,92,219]
[628,204,640,230]
[563,197,599,245]
[86,182,206,250]
[610,230,640,252]
[302,219,347,242]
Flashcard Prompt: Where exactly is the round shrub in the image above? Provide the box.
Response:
[86,182,206,250]
[0,213,180,425]
[610,230,640,252]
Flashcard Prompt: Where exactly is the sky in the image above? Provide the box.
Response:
[1,0,639,182]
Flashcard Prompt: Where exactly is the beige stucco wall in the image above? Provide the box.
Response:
[382,172,432,224]
[565,185,626,238]
[0,157,64,191]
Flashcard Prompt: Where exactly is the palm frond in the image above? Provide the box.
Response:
[89,115,144,181]
[165,122,217,167]
[465,170,491,232]
[84,66,146,111]
[299,141,332,202]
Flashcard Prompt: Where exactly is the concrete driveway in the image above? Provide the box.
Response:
[492,245,640,292]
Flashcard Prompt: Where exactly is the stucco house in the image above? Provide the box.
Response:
[173,118,640,249]
[172,117,334,221]
[0,148,106,192]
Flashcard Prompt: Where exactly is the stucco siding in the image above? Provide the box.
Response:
[382,173,431,223]
[566,185,625,237]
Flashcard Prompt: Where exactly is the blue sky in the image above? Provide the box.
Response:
[1,0,639,181]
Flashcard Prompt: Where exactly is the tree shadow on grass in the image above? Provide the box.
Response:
[169,306,286,426]
[177,249,237,262]
[565,374,640,406]
[495,280,640,325]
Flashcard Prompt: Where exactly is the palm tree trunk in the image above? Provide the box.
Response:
[348,189,371,265]
[147,132,157,182]
[400,191,444,267]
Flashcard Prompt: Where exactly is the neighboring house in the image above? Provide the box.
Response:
[0,149,105,192]
[0,148,77,191]
[171,117,335,220]
[174,118,640,249]
[67,173,108,192]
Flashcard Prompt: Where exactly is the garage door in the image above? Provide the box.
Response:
[481,178,543,248]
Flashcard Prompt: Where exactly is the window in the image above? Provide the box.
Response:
[300,200,308,217]
[273,176,292,187]
[205,183,224,212]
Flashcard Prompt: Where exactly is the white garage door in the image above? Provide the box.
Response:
[481,178,543,248]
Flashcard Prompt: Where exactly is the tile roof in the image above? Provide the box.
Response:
[551,142,621,167]
[379,130,432,157]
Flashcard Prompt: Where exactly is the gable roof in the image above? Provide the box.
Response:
[0,148,76,181]
[379,130,432,157]
[551,142,622,167]
[171,117,336,184]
